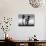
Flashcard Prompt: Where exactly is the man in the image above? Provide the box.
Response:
[25,16,30,25]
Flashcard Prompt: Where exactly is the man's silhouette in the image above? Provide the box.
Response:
[25,16,30,25]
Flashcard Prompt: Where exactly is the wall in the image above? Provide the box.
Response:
[0,0,46,40]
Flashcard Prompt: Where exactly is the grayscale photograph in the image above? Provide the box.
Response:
[18,14,35,26]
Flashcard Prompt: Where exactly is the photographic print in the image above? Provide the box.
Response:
[18,14,35,26]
